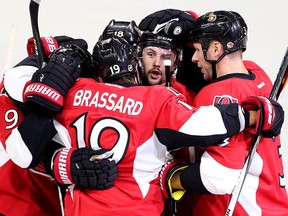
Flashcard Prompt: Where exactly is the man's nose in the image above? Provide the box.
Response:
[154,55,163,65]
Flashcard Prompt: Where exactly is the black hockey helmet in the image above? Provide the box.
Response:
[92,36,139,83]
[190,10,248,63]
[98,19,140,46]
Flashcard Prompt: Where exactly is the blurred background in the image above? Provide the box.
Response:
[1,0,288,185]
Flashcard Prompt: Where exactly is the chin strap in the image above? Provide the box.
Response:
[212,63,217,80]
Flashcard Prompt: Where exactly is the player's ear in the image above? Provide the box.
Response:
[211,41,222,58]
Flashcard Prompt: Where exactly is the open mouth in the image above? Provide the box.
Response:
[150,70,162,79]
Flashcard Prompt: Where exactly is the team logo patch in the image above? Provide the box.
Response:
[173,26,182,35]
[213,95,238,105]
[227,42,235,49]
[207,12,217,22]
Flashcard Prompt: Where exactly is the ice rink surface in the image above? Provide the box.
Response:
[1,0,288,186]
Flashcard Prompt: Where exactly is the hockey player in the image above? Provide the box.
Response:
[95,19,141,85]
[13,34,282,216]
[0,37,118,216]
[0,90,62,216]
[138,9,203,215]
[137,9,199,105]
[161,10,288,216]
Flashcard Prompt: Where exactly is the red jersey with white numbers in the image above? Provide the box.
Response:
[191,60,288,216]
[53,78,245,216]
[0,93,62,216]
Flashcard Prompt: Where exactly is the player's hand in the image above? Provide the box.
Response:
[54,35,88,50]
[53,147,118,190]
[160,160,188,200]
[27,35,89,58]
[241,96,284,137]
[139,9,198,45]
[23,44,93,116]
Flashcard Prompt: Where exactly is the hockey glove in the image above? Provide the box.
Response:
[27,36,58,58]
[53,147,118,190]
[23,44,93,115]
[139,9,198,45]
[241,96,284,137]
[54,35,88,50]
[160,161,188,201]
[27,35,88,58]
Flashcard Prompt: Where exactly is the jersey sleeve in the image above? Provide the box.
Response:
[152,87,247,151]
[4,55,38,102]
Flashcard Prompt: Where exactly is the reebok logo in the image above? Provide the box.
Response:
[257,82,266,89]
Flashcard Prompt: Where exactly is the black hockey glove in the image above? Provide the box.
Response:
[54,35,88,50]
[53,147,118,190]
[23,44,93,116]
[139,9,198,45]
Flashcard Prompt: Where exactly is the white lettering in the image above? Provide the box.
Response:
[106,93,117,110]
[73,90,84,106]
[131,101,143,115]
[57,148,72,184]
[72,90,143,116]
[113,96,124,113]
[25,84,61,101]
[82,90,92,106]
[98,92,109,108]
[90,91,99,107]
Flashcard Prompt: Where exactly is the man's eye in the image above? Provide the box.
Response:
[147,53,155,57]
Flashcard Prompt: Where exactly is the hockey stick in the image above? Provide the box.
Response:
[29,0,46,69]
[225,47,288,216]
[29,1,65,215]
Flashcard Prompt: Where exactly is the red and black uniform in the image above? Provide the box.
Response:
[0,93,62,216]
[51,78,246,216]
[182,60,288,216]
[0,55,63,216]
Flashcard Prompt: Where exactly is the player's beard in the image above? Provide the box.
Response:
[142,75,163,86]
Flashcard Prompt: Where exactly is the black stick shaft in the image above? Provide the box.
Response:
[226,47,288,216]
[29,0,46,69]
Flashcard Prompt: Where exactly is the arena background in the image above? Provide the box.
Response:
[1,0,288,186]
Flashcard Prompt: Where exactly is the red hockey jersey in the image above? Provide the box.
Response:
[0,92,62,216]
[52,78,246,216]
[191,60,288,216]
